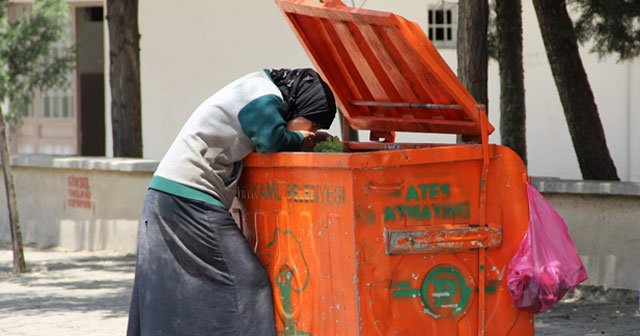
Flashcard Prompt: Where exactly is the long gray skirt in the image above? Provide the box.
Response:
[126,189,276,336]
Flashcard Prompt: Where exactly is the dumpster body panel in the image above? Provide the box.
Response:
[237,145,534,335]
[237,168,359,335]
[352,146,532,335]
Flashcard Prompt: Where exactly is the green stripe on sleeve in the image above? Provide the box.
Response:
[238,94,304,153]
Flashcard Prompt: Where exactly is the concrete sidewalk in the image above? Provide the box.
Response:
[1,245,639,335]
[0,245,134,336]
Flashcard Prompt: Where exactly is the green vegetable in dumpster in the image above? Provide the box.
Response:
[313,136,344,153]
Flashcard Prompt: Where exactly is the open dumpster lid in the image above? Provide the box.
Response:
[275,0,494,136]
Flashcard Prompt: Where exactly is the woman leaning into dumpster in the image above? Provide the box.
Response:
[126,68,336,336]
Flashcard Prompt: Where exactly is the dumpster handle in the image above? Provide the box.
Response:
[478,105,489,227]
[367,182,404,191]
[478,105,489,336]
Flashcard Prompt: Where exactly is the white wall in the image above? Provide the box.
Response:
[138,0,639,181]
[511,0,635,181]
[0,157,155,253]
[139,0,314,160]
[629,61,640,182]
[102,0,112,158]
[544,192,640,290]
[516,0,579,179]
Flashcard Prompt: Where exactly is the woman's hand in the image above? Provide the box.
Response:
[311,131,333,142]
[299,131,317,152]
[299,131,338,152]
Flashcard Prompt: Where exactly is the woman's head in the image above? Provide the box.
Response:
[270,68,337,129]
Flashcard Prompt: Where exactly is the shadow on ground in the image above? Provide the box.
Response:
[536,286,640,335]
[0,246,136,318]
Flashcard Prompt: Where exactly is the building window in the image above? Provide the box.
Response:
[14,4,74,120]
[37,20,75,119]
[10,3,78,155]
[427,3,458,49]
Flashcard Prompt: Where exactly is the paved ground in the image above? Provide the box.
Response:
[536,290,640,336]
[1,245,639,335]
[0,245,134,336]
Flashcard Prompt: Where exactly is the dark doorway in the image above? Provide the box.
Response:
[76,6,105,156]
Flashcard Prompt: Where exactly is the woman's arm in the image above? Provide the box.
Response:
[238,94,305,153]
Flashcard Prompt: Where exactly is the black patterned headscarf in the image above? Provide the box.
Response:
[269,68,336,129]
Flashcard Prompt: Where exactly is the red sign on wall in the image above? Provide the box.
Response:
[67,175,92,209]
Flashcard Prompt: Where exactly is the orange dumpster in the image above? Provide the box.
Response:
[233,1,534,335]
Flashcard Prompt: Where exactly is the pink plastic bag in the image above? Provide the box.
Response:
[507,183,588,314]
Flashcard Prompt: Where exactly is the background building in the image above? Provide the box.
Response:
[10,0,640,182]
[10,1,105,156]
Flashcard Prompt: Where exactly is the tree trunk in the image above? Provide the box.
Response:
[0,106,26,273]
[496,0,527,164]
[457,0,489,105]
[532,0,619,180]
[457,0,489,143]
[107,0,142,158]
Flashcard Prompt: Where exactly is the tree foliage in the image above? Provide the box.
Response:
[571,0,640,61]
[0,0,75,273]
[0,0,75,121]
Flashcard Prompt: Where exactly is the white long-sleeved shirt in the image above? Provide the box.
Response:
[150,70,303,208]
